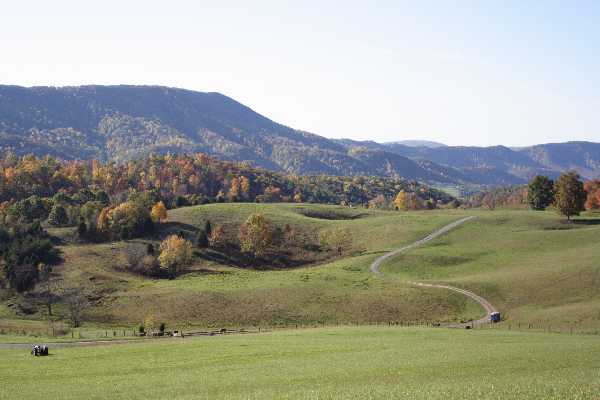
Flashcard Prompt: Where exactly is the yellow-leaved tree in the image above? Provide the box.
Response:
[240,176,251,199]
[319,227,353,256]
[158,235,193,279]
[229,177,240,200]
[394,190,408,211]
[151,201,167,223]
[239,213,273,257]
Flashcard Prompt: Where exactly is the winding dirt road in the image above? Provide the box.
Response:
[370,216,498,326]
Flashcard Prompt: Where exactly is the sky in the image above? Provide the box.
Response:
[1,1,599,146]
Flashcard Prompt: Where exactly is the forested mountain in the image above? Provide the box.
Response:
[0,85,598,188]
[0,85,455,184]
[518,142,600,179]
[337,141,600,184]
[374,144,559,185]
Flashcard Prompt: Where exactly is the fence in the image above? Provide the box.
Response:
[1,319,599,341]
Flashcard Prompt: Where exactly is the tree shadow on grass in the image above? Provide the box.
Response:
[572,219,600,225]
[194,247,326,271]
[154,221,199,240]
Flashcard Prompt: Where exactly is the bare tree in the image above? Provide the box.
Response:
[39,279,61,316]
[38,264,61,316]
[64,288,89,328]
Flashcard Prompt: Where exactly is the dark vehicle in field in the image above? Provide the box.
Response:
[490,312,501,323]
[31,345,49,356]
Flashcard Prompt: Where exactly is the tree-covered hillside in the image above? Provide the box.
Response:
[2,85,598,187]
[0,85,457,184]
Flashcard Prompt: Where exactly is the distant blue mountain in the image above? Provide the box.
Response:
[386,140,447,148]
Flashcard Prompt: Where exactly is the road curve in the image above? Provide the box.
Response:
[369,216,497,325]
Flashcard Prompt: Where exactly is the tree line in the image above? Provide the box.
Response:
[0,151,452,209]
[465,171,596,220]
[0,151,453,293]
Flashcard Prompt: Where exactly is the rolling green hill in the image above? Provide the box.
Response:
[380,210,600,330]
[0,205,475,331]
[1,204,600,334]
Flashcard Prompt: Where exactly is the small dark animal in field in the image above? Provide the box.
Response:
[31,345,49,356]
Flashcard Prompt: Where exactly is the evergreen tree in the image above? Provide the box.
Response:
[77,217,88,238]
[196,228,208,247]
[204,220,212,237]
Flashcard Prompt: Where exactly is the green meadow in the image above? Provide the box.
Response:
[380,210,600,331]
[2,204,600,399]
[2,204,479,332]
[1,327,599,400]
[2,204,600,334]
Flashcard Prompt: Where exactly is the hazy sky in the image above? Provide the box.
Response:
[2,1,599,146]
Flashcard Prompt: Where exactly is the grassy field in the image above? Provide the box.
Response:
[1,326,598,400]
[1,204,480,332]
[2,203,600,335]
[381,209,600,330]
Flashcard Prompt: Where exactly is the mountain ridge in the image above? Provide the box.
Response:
[0,85,598,187]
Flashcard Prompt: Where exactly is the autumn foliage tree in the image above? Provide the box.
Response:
[240,176,251,199]
[151,201,168,222]
[584,180,600,210]
[229,177,240,201]
[97,200,153,239]
[319,227,353,256]
[238,214,273,257]
[0,152,453,214]
[158,235,193,279]
[553,171,586,220]
[208,225,226,248]
[394,191,408,211]
[394,190,422,211]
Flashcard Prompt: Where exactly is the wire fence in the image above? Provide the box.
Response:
[2,319,599,341]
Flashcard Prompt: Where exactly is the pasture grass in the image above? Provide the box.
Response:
[1,326,598,399]
[381,209,600,329]
[3,204,477,330]
[5,203,600,335]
